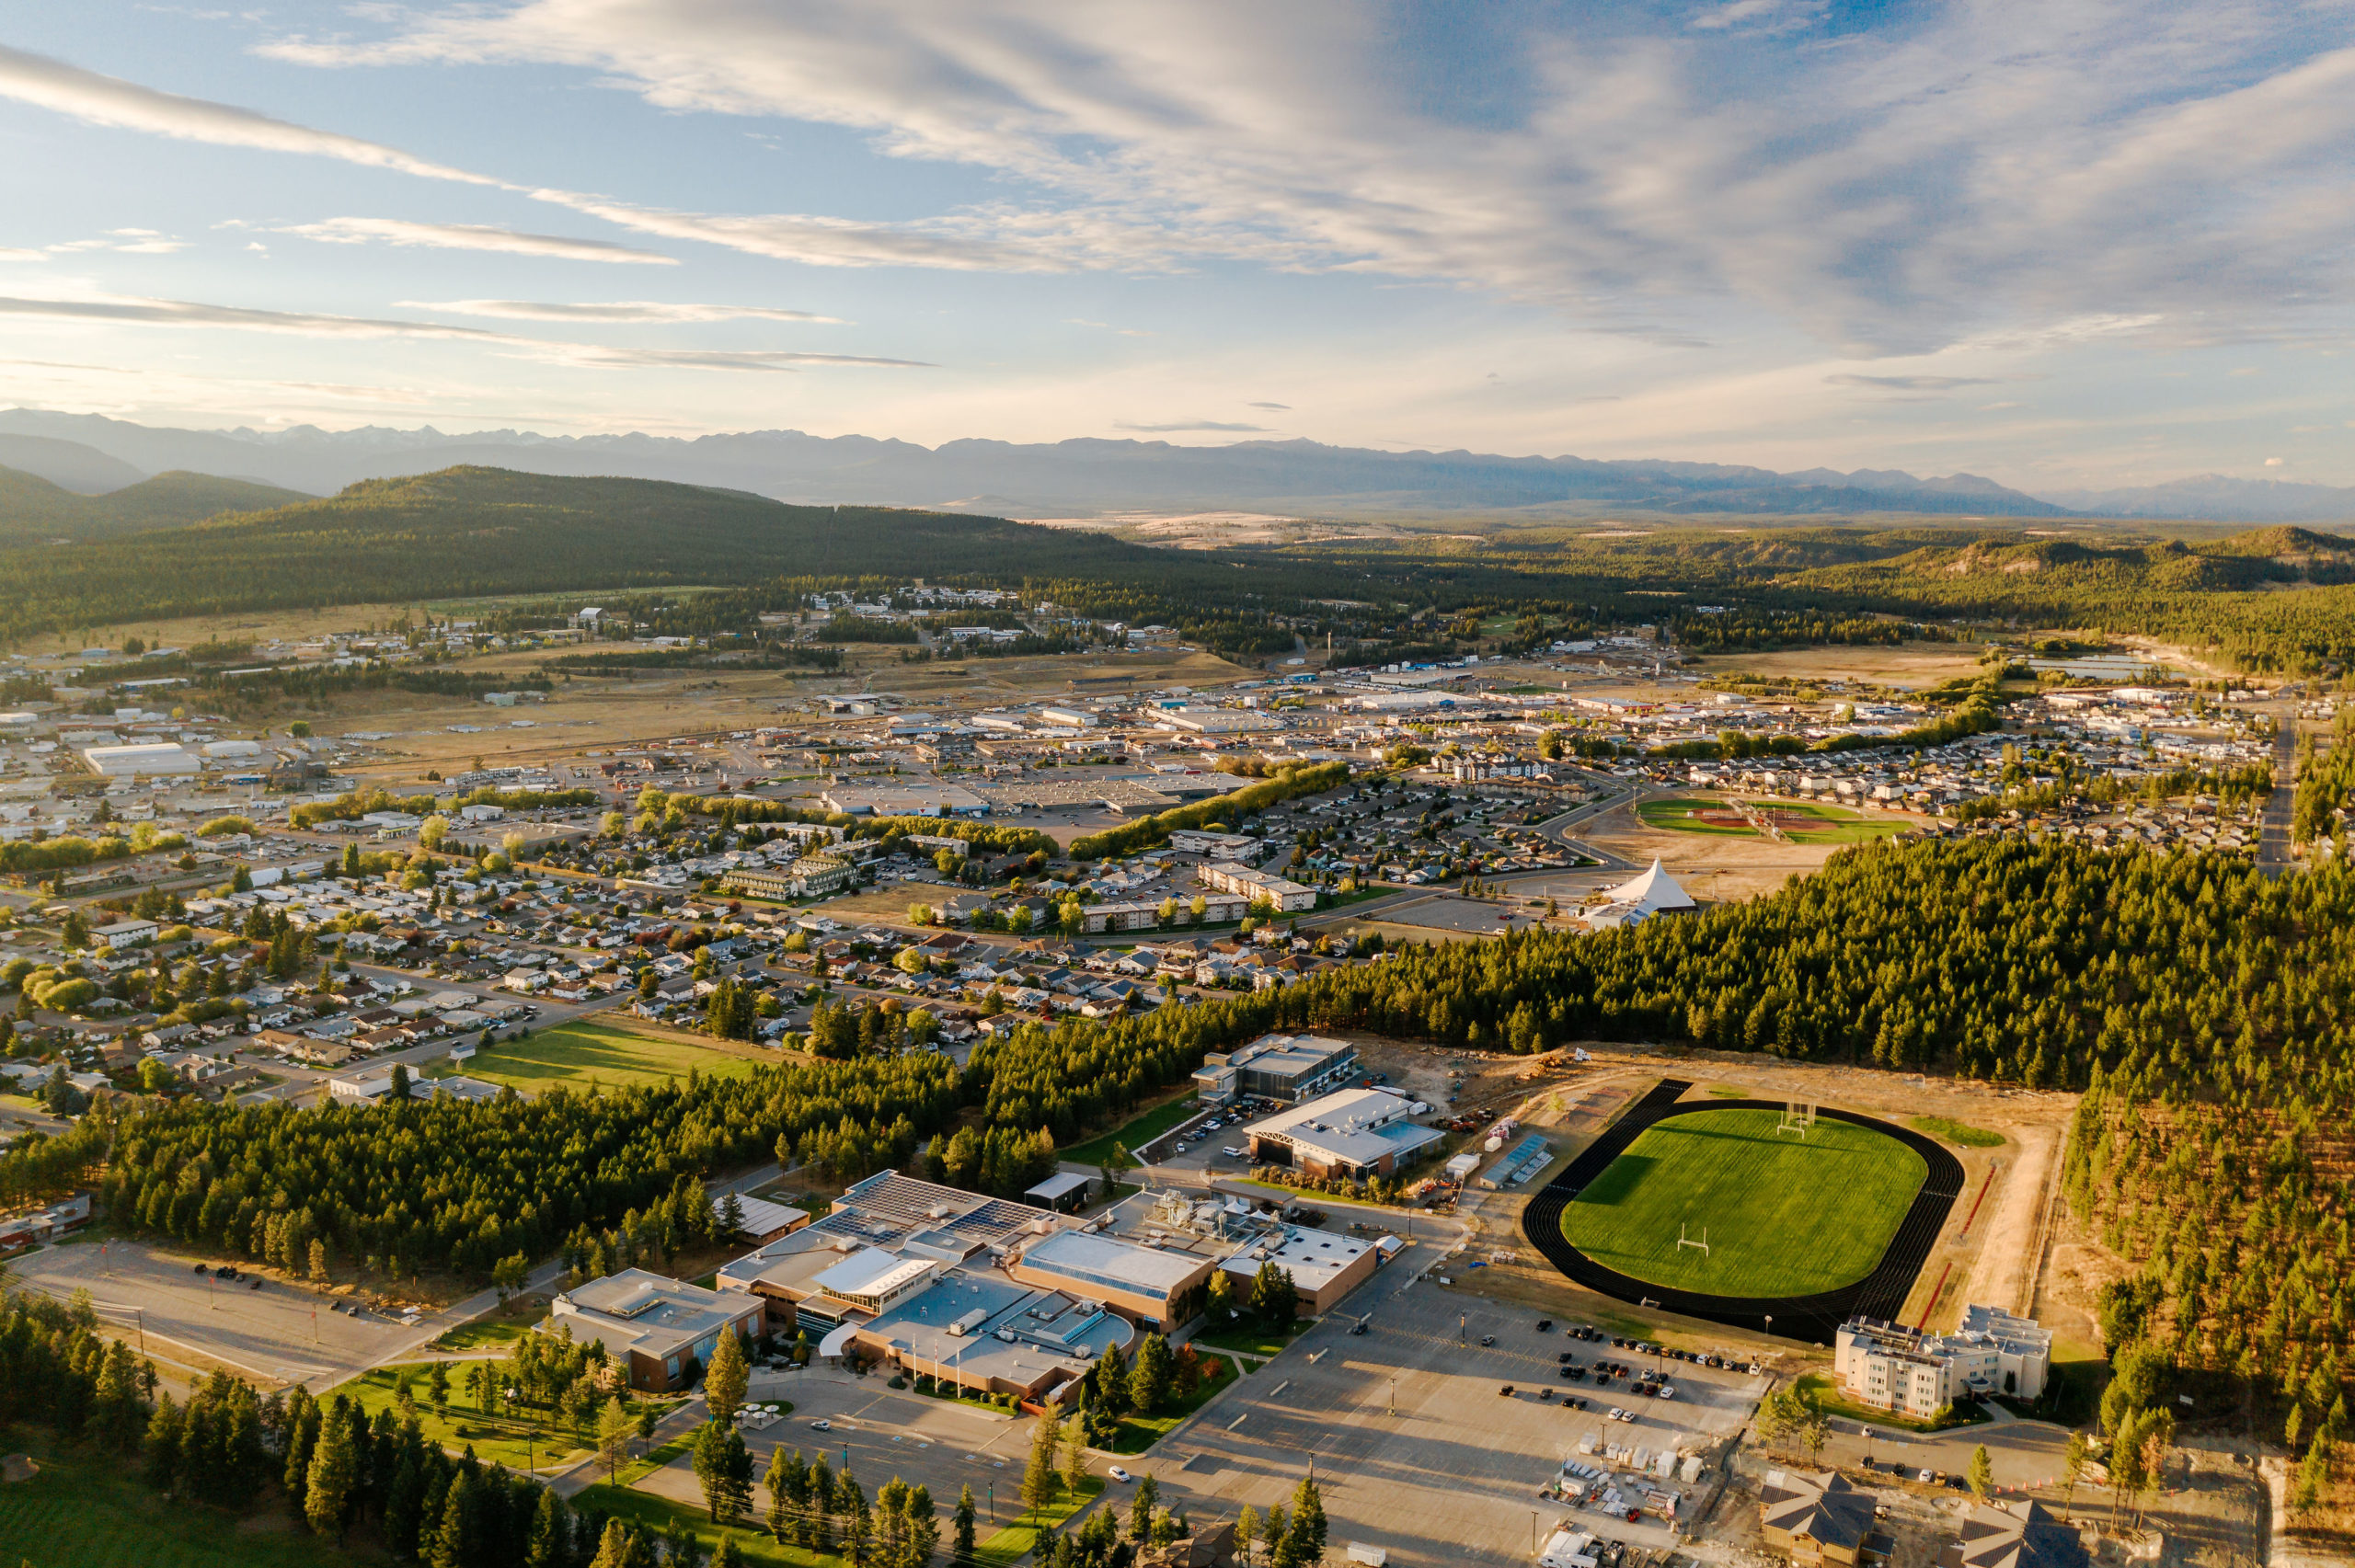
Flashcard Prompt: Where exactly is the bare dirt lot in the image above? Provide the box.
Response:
[1578,792,1871,904]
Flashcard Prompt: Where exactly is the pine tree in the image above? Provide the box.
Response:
[1022,1410,1063,1521]
[1291,1476,1327,1557]
[1967,1445,1994,1502]
[598,1396,633,1483]
[706,1330,750,1425]
[953,1483,979,1563]
[1129,1333,1173,1414]
[304,1408,358,1542]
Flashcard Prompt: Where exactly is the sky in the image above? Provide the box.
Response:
[1,1,2351,492]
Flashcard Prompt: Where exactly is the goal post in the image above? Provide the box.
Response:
[1676,1222,1710,1257]
[1776,1101,1817,1137]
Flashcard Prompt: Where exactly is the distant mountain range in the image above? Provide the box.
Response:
[0,407,2346,523]
[2039,475,2355,523]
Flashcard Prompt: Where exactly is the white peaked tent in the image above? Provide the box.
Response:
[1585,858,1698,927]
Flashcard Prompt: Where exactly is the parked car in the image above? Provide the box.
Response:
[1535,1319,1554,1332]
[1479,1334,1498,1346]
[810,1419,833,1432]
[1350,1321,1370,1336]
[1222,1147,1243,1158]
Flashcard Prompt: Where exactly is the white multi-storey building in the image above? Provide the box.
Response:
[1835,1304,2051,1416]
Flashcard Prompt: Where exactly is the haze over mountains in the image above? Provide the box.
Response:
[0,408,2347,525]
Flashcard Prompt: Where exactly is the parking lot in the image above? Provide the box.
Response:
[1136,1272,1768,1567]
[12,1236,424,1388]
[630,1365,1055,1522]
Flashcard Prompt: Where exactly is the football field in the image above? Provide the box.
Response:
[1561,1106,1926,1296]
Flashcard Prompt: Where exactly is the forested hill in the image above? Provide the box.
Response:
[0,465,1157,641]
[0,464,309,548]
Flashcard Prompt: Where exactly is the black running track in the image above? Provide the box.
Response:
[1520,1080,1964,1345]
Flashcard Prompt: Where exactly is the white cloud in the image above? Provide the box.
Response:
[0,291,517,340]
[0,42,500,187]
[398,299,844,324]
[253,3,2355,353]
[527,345,934,372]
[278,216,675,264]
[0,247,49,263]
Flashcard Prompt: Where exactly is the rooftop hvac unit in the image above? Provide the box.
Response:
[928,1204,953,1219]
[995,1328,1017,1343]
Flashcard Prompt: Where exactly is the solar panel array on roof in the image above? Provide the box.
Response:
[811,1172,1043,1251]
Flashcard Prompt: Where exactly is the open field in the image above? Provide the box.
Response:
[1561,1106,1927,1296]
[0,1433,352,1568]
[1636,796,1757,837]
[1684,641,1990,690]
[432,1018,774,1094]
[1637,796,1907,847]
[1061,1089,1203,1167]
[328,1361,600,1471]
[1910,1115,2005,1149]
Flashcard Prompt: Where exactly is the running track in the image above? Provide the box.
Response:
[1521,1080,1964,1345]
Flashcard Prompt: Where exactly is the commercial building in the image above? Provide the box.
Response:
[1007,1227,1215,1333]
[1835,1305,2052,1416]
[83,741,200,776]
[1194,862,1316,912]
[1243,1085,1442,1179]
[1215,1222,1386,1315]
[1759,1470,1893,1568]
[1194,1032,1360,1104]
[820,783,988,818]
[549,1268,764,1392]
[90,919,159,951]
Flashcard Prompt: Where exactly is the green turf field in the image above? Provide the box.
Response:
[1562,1106,1926,1296]
[1636,797,1757,836]
[434,1017,770,1093]
[1637,797,1904,846]
[0,1435,355,1568]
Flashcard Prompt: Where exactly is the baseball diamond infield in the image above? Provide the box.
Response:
[1522,1080,1965,1344]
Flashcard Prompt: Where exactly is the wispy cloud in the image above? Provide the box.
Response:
[533,345,934,372]
[399,299,844,324]
[0,42,499,186]
[0,291,514,339]
[277,216,675,264]
[1113,419,1271,433]
[1246,401,1291,410]
[1826,374,2000,393]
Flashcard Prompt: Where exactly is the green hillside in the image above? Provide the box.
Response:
[0,464,309,548]
[0,465,1159,640]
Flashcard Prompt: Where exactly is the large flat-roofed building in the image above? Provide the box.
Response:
[1760,1470,1893,1568]
[820,783,988,818]
[84,741,200,776]
[1216,1223,1384,1315]
[551,1267,764,1392]
[1194,1032,1360,1105]
[1007,1227,1214,1333]
[1836,1304,2051,1415]
[1244,1085,1442,1179]
[1194,862,1316,912]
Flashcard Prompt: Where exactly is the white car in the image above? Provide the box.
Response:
[1108,1466,1135,1483]
[810,1419,832,1432]
[1657,1386,1675,1401]
[1223,1146,1243,1159]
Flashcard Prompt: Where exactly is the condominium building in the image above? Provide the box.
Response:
[1193,862,1316,912]
[1835,1304,2052,1416]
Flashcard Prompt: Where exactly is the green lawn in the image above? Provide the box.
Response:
[1192,1316,1318,1359]
[430,1311,538,1352]
[974,1476,1105,1565]
[1910,1116,2005,1149]
[326,1360,654,1471]
[568,1482,844,1568]
[0,1433,362,1568]
[1106,1352,1239,1454]
[1636,798,1758,837]
[1562,1107,1926,1296]
[1062,1093,1201,1168]
[1772,804,1909,846]
[440,1018,771,1093]
[1794,1372,1986,1433]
